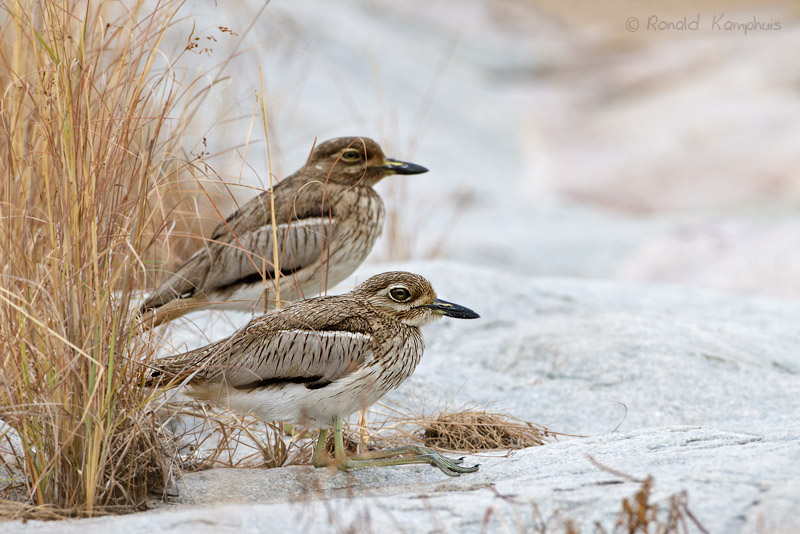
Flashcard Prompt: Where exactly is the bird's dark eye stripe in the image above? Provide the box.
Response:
[389,287,412,302]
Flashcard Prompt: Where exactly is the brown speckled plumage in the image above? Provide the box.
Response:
[138,137,427,328]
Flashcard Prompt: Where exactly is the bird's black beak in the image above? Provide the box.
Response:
[422,298,480,319]
[375,158,428,175]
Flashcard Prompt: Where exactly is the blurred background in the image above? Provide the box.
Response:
[171,0,800,299]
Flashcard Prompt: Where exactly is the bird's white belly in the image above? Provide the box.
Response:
[191,369,388,428]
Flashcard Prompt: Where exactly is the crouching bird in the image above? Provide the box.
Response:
[144,271,481,476]
[138,137,428,329]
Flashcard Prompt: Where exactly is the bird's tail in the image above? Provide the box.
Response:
[141,359,190,388]
[141,344,213,387]
[140,252,208,311]
[136,251,211,331]
[141,362,172,388]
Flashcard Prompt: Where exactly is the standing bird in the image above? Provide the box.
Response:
[138,137,427,329]
[145,271,481,476]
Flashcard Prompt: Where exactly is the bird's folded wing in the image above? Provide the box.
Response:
[207,328,372,389]
[203,217,336,291]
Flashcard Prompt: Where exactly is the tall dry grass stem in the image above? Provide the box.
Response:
[0,0,235,517]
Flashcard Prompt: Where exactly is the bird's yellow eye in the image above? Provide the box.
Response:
[389,287,412,302]
[340,149,362,162]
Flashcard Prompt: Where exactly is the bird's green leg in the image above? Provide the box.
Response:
[310,419,349,467]
[333,417,348,463]
[312,428,330,468]
[329,418,479,477]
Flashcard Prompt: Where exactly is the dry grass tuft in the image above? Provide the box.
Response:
[0,0,235,518]
[419,409,553,452]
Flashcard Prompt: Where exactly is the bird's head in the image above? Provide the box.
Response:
[354,271,480,327]
[306,137,428,187]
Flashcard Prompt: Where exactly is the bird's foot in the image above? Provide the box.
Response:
[338,445,479,477]
[315,420,479,476]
